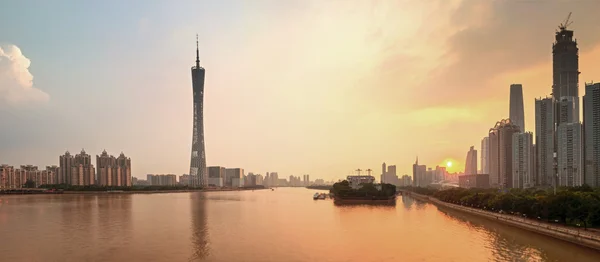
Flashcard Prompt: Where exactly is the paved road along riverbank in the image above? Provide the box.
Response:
[400,190,600,251]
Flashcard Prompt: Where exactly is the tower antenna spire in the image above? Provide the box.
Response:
[195,34,200,68]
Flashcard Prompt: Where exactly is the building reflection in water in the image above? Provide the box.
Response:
[189,192,209,261]
[59,194,96,250]
[400,195,414,210]
[57,194,133,260]
[96,194,133,259]
[436,205,600,262]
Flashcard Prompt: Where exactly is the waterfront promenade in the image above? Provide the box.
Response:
[399,190,600,251]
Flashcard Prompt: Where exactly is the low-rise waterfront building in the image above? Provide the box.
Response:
[208,166,225,187]
[225,168,244,187]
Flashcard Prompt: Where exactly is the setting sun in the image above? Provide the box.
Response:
[440,158,461,173]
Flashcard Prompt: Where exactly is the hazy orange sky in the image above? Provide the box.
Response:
[1,0,600,180]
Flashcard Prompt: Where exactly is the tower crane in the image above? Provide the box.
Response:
[559,12,573,31]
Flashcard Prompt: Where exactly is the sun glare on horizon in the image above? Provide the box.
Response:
[440,158,461,173]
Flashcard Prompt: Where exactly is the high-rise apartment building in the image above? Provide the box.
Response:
[36,168,55,186]
[13,165,56,188]
[535,97,555,187]
[72,149,95,186]
[46,165,59,185]
[59,151,74,184]
[512,132,534,188]
[0,165,56,188]
[584,82,600,186]
[95,150,131,186]
[16,165,32,187]
[489,119,520,188]
[557,123,583,186]
[0,164,15,188]
[116,152,132,187]
[189,37,207,187]
[510,84,525,132]
[96,150,116,186]
[464,146,477,176]
[481,137,489,174]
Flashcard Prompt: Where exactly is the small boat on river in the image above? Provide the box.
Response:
[313,193,327,200]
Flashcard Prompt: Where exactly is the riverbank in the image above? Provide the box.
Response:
[66,188,268,194]
[306,185,332,190]
[401,191,600,251]
[2,188,269,195]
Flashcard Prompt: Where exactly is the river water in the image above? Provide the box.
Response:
[1,188,599,262]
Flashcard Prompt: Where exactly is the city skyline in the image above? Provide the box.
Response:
[2,1,600,180]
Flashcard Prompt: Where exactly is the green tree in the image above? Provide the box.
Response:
[23,179,36,188]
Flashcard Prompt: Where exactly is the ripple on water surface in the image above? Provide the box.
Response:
[0,189,599,262]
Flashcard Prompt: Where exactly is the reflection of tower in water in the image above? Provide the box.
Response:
[401,195,414,210]
[189,193,209,261]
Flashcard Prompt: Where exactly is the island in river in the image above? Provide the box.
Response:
[330,180,396,205]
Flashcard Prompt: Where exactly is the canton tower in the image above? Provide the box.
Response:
[190,35,207,187]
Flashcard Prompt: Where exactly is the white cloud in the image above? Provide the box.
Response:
[0,44,49,105]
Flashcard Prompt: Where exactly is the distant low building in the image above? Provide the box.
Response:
[246,173,257,186]
[225,168,244,187]
[255,174,264,186]
[179,174,191,185]
[458,174,490,189]
[147,174,177,186]
[132,178,150,186]
[232,177,244,187]
[208,167,226,187]
[277,178,287,187]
